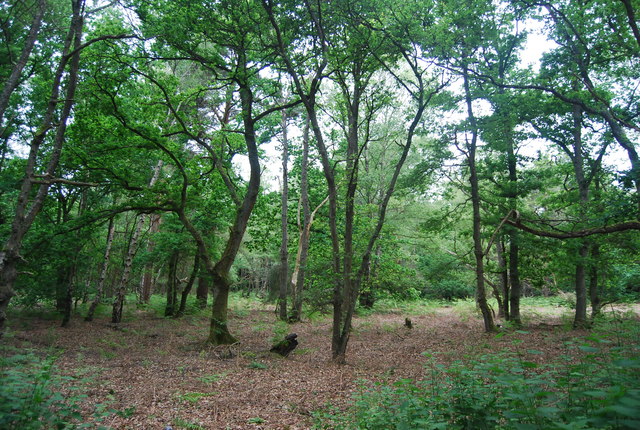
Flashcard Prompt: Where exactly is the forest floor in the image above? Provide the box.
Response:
[3,297,640,430]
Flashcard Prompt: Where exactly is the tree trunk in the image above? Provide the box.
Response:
[589,243,601,320]
[571,104,590,329]
[139,161,164,303]
[86,217,116,321]
[60,264,77,328]
[504,99,522,326]
[60,190,88,326]
[205,79,261,345]
[333,62,436,362]
[278,108,289,321]
[262,0,342,351]
[496,239,508,319]
[176,253,200,317]
[333,74,362,364]
[0,0,85,338]
[112,214,143,324]
[508,233,522,325]
[140,212,162,303]
[574,242,589,327]
[164,250,180,317]
[463,67,495,333]
[289,118,312,322]
[196,273,209,309]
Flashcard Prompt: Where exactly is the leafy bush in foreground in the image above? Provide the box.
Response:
[0,348,110,429]
[315,328,640,429]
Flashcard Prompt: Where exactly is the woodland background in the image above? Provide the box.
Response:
[0,0,639,427]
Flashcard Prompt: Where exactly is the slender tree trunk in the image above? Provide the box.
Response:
[589,244,601,320]
[463,67,495,333]
[503,103,522,326]
[0,0,85,337]
[60,264,77,327]
[86,217,116,321]
[278,108,289,321]
[572,105,590,329]
[139,160,164,303]
[334,67,436,362]
[496,239,508,319]
[176,253,200,317]
[289,118,312,322]
[61,191,87,327]
[140,214,161,303]
[508,233,522,325]
[262,0,341,347]
[139,213,161,303]
[333,76,362,363]
[164,250,180,317]
[575,242,589,327]
[112,214,143,324]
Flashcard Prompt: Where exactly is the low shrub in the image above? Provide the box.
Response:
[423,279,474,301]
[315,331,640,429]
[0,347,111,429]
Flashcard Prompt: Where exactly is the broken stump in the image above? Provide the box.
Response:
[270,333,298,357]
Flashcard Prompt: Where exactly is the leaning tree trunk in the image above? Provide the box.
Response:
[206,80,261,345]
[463,67,495,333]
[0,0,84,338]
[86,217,116,321]
[333,63,437,362]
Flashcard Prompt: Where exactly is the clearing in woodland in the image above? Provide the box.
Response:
[1,295,639,429]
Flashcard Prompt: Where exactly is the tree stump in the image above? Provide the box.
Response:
[270,333,298,357]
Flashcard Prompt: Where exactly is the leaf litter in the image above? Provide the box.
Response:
[4,303,638,429]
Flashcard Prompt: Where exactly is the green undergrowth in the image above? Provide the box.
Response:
[0,345,114,429]
[364,298,440,316]
[314,315,640,429]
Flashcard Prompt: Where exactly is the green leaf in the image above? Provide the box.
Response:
[612,359,640,368]
[577,345,599,353]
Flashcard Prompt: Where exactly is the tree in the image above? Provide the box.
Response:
[0,0,85,336]
[133,0,296,344]
[278,107,290,322]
